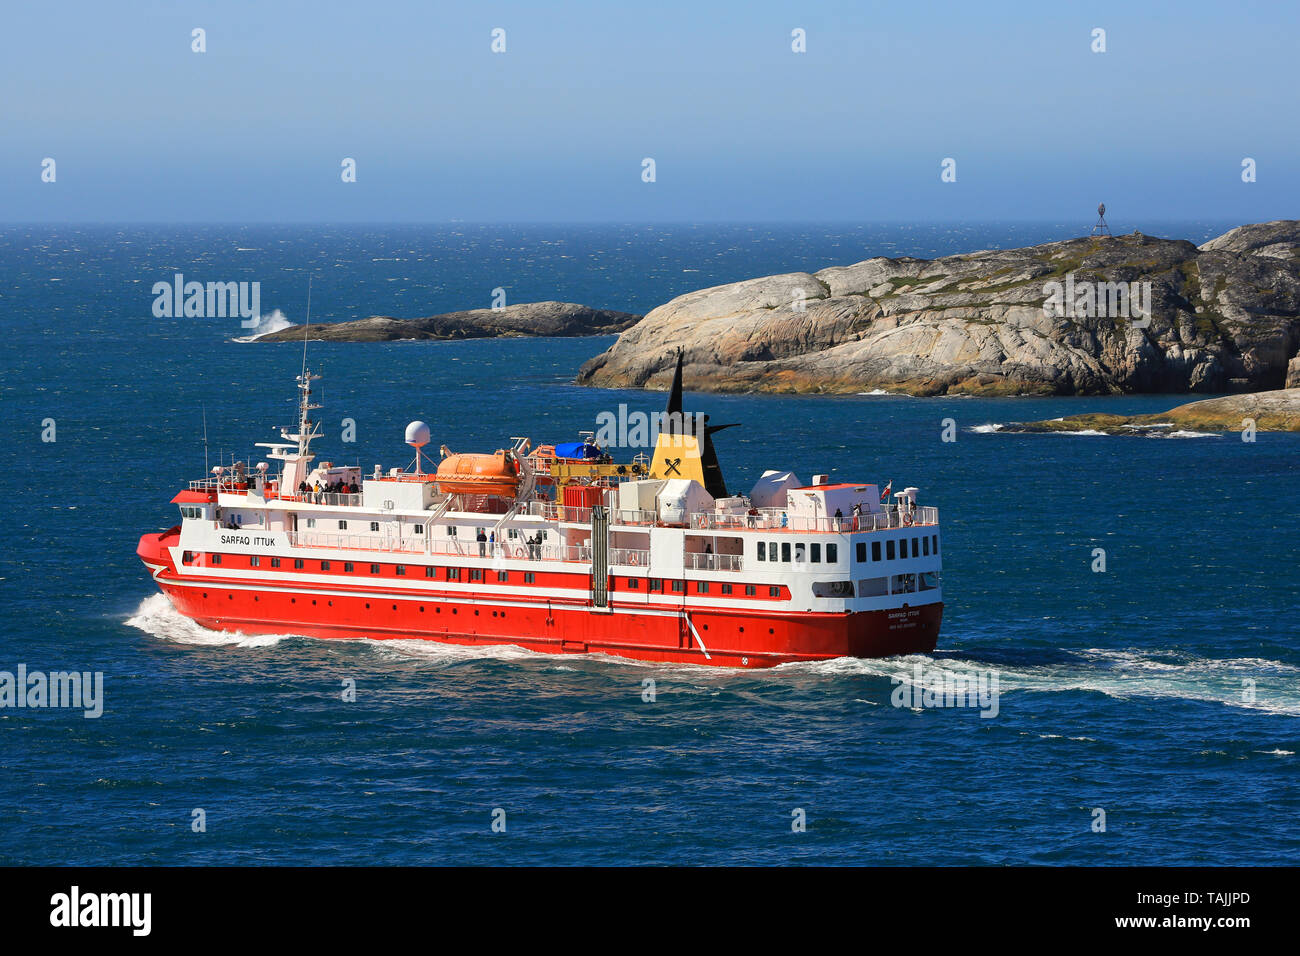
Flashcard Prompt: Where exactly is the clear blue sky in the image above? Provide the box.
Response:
[2,0,1296,222]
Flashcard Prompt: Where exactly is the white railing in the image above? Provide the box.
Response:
[610,548,651,567]
[685,552,743,572]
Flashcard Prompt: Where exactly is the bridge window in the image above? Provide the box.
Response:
[757,542,766,561]
[900,539,908,559]
[886,540,895,560]
[370,521,380,532]
[872,541,881,562]
[769,540,778,559]
[781,543,791,562]
[338,520,347,530]
[912,537,919,556]
[826,543,838,563]
[794,543,806,563]
[932,535,939,554]
[856,542,867,562]
[811,543,821,562]
[923,537,930,556]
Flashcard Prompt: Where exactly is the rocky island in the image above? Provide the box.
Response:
[993,388,1300,435]
[254,301,641,343]
[577,221,1300,397]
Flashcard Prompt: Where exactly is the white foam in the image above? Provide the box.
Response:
[776,647,1300,716]
[124,594,296,647]
[970,423,1002,433]
[232,308,297,343]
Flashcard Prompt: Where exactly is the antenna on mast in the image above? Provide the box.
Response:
[202,404,209,477]
[301,276,313,380]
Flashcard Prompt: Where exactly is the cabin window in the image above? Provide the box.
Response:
[338,520,347,530]
[923,537,930,556]
[769,540,778,559]
[370,521,380,532]
[234,514,242,524]
[414,524,424,535]
[920,571,940,591]
[757,542,766,561]
[794,543,806,563]
[672,580,685,593]
[249,556,259,567]
[769,586,781,597]
[470,569,483,582]
[293,558,304,569]
[497,571,508,583]
[856,542,867,562]
[182,551,195,564]
[271,557,281,568]
[448,526,457,536]
[721,583,732,595]
[446,568,460,582]
[425,566,435,578]
[320,561,330,571]
[745,585,756,596]
[886,540,896,560]
[345,562,354,572]
[912,537,919,556]
[211,554,221,565]
[697,582,709,594]
[649,578,663,592]
[306,518,316,528]
[370,564,380,575]
[811,543,821,563]
[826,543,837,564]
[524,572,535,584]
[900,539,908,559]
[396,566,406,576]
[932,535,939,554]
[781,543,791,562]
[859,577,888,597]
[627,577,639,588]
[872,541,881,562]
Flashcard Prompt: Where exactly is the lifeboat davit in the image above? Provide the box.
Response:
[436,450,520,497]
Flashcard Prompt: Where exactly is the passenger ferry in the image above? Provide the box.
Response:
[137,356,943,667]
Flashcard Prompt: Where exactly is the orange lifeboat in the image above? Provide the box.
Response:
[435,450,520,497]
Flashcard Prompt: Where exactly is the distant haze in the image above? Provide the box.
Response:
[2,0,1297,222]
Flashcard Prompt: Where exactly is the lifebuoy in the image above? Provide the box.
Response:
[515,545,526,558]
[628,552,640,566]
[902,513,914,526]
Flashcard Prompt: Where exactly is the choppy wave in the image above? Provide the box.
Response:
[232,308,296,342]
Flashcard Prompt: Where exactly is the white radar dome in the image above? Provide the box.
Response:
[405,421,431,447]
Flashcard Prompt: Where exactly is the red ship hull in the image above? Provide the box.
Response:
[139,531,940,668]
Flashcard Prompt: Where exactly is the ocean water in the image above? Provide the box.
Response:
[2,222,1297,866]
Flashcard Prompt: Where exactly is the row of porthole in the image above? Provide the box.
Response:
[204,592,505,619]
[699,623,776,635]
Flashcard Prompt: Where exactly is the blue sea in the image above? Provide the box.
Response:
[1,222,1297,866]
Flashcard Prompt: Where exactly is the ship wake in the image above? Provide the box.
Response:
[125,594,297,647]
